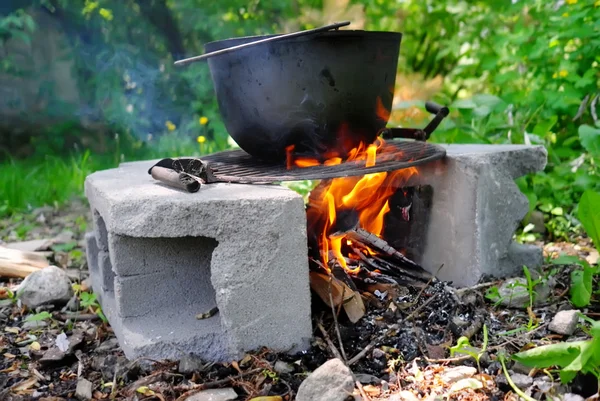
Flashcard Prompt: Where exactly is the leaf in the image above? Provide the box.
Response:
[451,98,477,109]
[578,190,600,252]
[448,378,484,393]
[55,332,69,352]
[570,267,594,307]
[136,386,155,396]
[552,254,590,268]
[579,125,600,156]
[25,311,52,322]
[51,241,78,253]
[512,341,587,369]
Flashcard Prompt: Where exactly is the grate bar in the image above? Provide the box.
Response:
[200,140,446,183]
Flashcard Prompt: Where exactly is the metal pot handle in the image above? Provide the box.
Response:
[380,101,449,141]
[174,21,351,66]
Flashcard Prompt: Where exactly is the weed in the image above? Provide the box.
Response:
[449,324,488,371]
[512,319,600,384]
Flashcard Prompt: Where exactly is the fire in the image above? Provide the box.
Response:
[288,137,417,274]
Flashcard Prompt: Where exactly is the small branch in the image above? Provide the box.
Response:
[317,322,344,361]
[328,274,347,363]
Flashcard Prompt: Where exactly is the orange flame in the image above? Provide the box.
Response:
[290,137,417,274]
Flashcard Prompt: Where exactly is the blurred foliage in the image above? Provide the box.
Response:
[0,0,599,241]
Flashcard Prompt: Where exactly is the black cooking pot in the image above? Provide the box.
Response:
[177,23,402,162]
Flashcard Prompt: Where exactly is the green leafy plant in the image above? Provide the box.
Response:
[25,311,53,322]
[449,324,488,371]
[79,291,107,323]
[552,190,600,307]
[552,254,598,308]
[512,320,600,384]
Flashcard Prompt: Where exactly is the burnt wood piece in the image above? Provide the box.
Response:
[351,247,428,285]
[345,228,421,269]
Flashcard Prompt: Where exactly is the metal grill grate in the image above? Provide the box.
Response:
[200,140,446,182]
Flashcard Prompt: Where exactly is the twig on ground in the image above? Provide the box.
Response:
[328,273,347,363]
[174,368,263,401]
[317,322,344,361]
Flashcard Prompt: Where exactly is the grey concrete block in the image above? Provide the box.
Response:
[85,232,101,295]
[98,251,115,294]
[93,211,109,251]
[407,144,547,287]
[84,161,312,361]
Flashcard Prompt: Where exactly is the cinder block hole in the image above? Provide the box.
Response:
[113,236,222,332]
[92,210,109,251]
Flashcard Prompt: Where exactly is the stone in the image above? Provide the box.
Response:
[439,366,477,384]
[95,338,119,353]
[84,160,311,362]
[273,361,295,374]
[184,388,238,401]
[39,347,66,364]
[549,309,580,335]
[17,266,73,308]
[355,373,381,384]
[296,358,355,401]
[75,378,93,400]
[511,361,532,375]
[409,145,547,286]
[91,354,128,381]
[22,320,48,330]
[179,354,207,375]
[528,211,546,234]
[510,373,533,390]
[561,394,585,401]
[495,278,530,308]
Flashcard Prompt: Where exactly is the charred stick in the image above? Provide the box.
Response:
[345,228,423,270]
[370,254,433,283]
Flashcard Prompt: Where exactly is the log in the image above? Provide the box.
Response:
[0,246,49,278]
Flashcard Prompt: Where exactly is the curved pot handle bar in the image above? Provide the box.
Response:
[174,21,351,66]
[380,101,450,141]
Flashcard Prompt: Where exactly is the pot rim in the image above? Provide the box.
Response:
[204,30,402,52]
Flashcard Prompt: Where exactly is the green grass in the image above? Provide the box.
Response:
[0,151,114,216]
[0,133,234,217]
